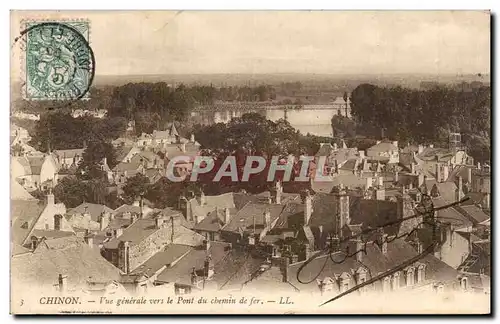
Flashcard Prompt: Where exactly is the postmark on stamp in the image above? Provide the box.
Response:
[20,21,95,101]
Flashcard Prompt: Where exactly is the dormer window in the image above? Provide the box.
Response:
[416,264,426,284]
[405,267,415,287]
[460,277,468,291]
[382,276,391,292]
[392,272,400,290]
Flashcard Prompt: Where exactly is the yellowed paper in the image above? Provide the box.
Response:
[10,10,491,315]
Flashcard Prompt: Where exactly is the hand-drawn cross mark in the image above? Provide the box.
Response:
[294,194,470,307]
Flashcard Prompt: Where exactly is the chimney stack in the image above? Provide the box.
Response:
[467,167,473,184]
[457,176,464,201]
[410,163,416,174]
[442,165,449,182]
[204,255,214,280]
[274,180,282,204]
[190,134,195,143]
[99,213,110,231]
[378,176,384,188]
[418,145,424,154]
[200,191,206,206]
[394,171,399,183]
[280,256,290,283]
[436,164,442,182]
[224,208,231,224]
[180,143,186,153]
[155,217,164,229]
[304,243,311,261]
[58,274,68,292]
[483,193,490,210]
[46,192,55,206]
[84,230,93,248]
[203,239,211,252]
[418,173,425,187]
[304,190,313,225]
[264,209,271,228]
[477,162,481,170]
[365,177,373,189]
[392,141,398,149]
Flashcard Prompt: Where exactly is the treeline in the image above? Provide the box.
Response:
[347,83,491,162]
[29,112,127,152]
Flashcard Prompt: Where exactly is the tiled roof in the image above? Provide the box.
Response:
[103,218,159,249]
[11,237,121,288]
[432,182,458,204]
[113,161,142,172]
[67,202,114,222]
[31,230,75,241]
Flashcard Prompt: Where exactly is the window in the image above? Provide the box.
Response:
[406,268,415,287]
[392,273,400,290]
[416,265,426,283]
[382,277,391,292]
[54,214,62,230]
[460,277,468,291]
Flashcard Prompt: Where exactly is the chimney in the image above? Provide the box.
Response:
[429,144,434,148]
[333,143,338,151]
[200,191,206,206]
[203,239,211,252]
[467,167,473,184]
[280,256,290,283]
[410,163,416,174]
[418,173,425,187]
[304,243,311,261]
[46,193,55,206]
[477,162,481,170]
[139,195,145,219]
[359,150,365,158]
[264,209,271,228]
[204,255,214,279]
[31,236,38,250]
[131,214,138,225]
[304,190,313,225]
[180,143,186,153]
[350,239,364,262]
[84,230,93,248]
[394,171,399,183]
[115,228,123,237]
[376,229,388,255]
[418,145,424,154]
[190,134,195,143]
[436,164,442,182]
[377,176,384,188]
[442,165,449,182]
[224,208,231,224]
[365,177,373,189]
[409,182,413,190]
[99,213,109,231]
[392,141,398,149]
[118,241,130,273]
[482,193,490,210]
[274,181,282,204]
[375,187,385,201]
[58,274,68,292]
[338,189,350,232]
[155,217,164,229]
[457,176,464,200]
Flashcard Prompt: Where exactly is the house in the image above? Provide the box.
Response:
[314,142,360,176]
[65,202,114,232]
[179,191,236,225]
[192,207,236,241]
[11,192,72,253]
[11,236,122,292]
[366,140,399,164]
[101,208,204,274]
[53,148,85,169]
[11,154,60,191]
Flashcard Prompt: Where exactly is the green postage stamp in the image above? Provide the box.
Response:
[20,20,94,100]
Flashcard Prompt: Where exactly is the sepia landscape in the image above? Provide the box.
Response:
[10,11,490,314]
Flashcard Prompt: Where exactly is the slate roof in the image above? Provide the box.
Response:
[367,141,398,153]
[54,148,85,160]
[432,182,458,204]
[193,208,237,232]
[157,241,232,286]
[223,202,285,234]
[11,199,45,246]
[11,178,35,200]
[455,205,490,225]
[417,147,457,162]
[67,202,114,222]
[11,237,121,288]
[130,244,192,277]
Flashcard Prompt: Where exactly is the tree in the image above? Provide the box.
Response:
[122,174,151,204]
[77,141,117,180]
[331,115,357,139]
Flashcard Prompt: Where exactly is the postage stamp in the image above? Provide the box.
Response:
[20,20,94,100]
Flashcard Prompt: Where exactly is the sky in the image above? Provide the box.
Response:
[11,10,491,76]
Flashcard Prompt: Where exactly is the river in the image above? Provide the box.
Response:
[191,104,351,137]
